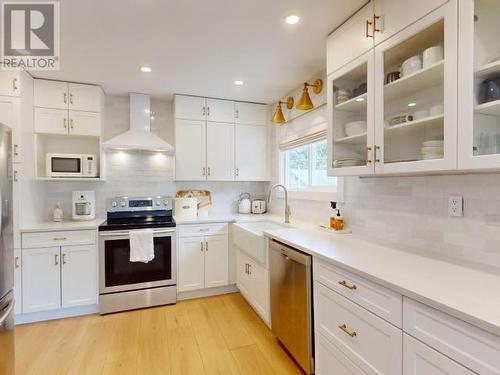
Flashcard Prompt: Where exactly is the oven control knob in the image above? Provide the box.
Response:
[120,201,126,207]
[156,200,161,206]
[163,200,168,206]
[111,201,117,207]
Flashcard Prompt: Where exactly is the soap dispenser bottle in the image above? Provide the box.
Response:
[329,201,337,229]
[334,207,344,231]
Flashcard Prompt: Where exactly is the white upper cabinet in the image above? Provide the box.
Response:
[174,95,206,121]
[175,119,206,180]
[327,2,374,75]
[34,108,68,135]
[0,72,22,97]
[206,121,235,181]
[68,83,102,112]
[328,51,376,176]
[374,1,457,174]
[373,0,449,45]
[235,124,268,181]
[69,111,101,137]
[206,98,235,123]
[458,0,500,170]
[174,94,269,181]
[34,80,68,110]
[235,102,268,125]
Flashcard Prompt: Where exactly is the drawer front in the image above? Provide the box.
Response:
[178,223,228,237]
[403,297,500,375]
[316,332,365,375]
[315,259,402,327]
[403,333,474,375]
[22,230,97,248]
[315,282,402,375]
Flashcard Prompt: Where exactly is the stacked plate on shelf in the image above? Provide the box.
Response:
[344,121,367,137]
[421,140,444,160]
[333,159,366,168]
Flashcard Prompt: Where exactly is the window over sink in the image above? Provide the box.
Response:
[279,138,342,201]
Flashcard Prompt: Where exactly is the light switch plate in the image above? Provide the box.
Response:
[448,196,463,217]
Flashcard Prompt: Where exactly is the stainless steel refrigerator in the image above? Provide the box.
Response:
[0,122,15,375]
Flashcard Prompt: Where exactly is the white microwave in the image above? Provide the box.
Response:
[46,153,98,178]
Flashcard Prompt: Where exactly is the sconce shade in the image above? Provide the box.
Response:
[272,102,286,124]
[296,83,314,110]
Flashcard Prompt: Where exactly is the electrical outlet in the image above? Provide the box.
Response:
[448,196,463,217]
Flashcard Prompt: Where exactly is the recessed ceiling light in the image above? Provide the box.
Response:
[285,15,300,25]
[355,97,365,102]
[408,102,417,107]
[234,80,244,86]
[140,66,152,73]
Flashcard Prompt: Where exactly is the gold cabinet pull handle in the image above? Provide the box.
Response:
[69,93,73,104]
[235,168,239,177]
[207,106,210,116]
[54,254,59,266]
[64,93,67,104]
[64,118,67,129]
[338,280,357,290]
[13,144,18,156]
[70,118,74,129]
[62,253,67,265]
[339,324,357,337]
[202,106,206,116]
[200,242,204,252]
[365,19,373,38]
[366,146,372,164]
[53,237,67,241]
[373,14,381,33]
[13,170,18,182]
[375,145,380,163]
[205,241,208,251]
[15,256,19,268]
[202,167,206,176]
[207,167,211,176]
[12,78,18,91]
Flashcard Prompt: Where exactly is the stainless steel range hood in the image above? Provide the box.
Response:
[102,93,174,152]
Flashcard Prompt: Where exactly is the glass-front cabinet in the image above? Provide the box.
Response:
[327,52,375,176]
[374,1,457,174]
[458,0,500,169]
[328,0,458,176]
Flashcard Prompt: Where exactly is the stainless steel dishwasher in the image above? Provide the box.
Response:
[269,239,314,375]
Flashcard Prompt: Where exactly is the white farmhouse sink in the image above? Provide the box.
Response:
[232,221,291,265]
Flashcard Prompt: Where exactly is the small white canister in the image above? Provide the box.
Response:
[174,197,198,218]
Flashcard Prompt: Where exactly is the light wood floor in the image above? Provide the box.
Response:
[15,293,304,375]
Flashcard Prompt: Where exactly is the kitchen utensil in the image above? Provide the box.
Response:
[72,191,95,221]
[429,103,444,116]
[387,114,413,126]
[413,109,429,120]
[478,77,500,104]
[422,46,443,68]
[251,199,267,214]
[386,71,401,84]
[174,197,198,218]
[238,193,252,214]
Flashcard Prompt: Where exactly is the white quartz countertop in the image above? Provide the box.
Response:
[21,218,106,233]
[263,227,500,336]
[174,213,284,225]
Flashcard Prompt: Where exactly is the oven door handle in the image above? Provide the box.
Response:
[99,229,175,237]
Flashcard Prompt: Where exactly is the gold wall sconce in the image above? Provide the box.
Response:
[296,78,323,110]
[272,96,294,124]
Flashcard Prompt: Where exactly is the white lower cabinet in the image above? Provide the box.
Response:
[177,224,229,292]
[316,332,364,375]
[22,246,61,313]
[236,249,270,325]
[61,245,98,308]
[403,334,474,375]
[20,230,98,315]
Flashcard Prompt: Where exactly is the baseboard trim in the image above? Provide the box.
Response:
[15,304,99,325]
[177,284,238,301]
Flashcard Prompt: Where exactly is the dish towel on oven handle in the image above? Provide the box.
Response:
[129,229,155,263]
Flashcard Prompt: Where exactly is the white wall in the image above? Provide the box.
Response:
[269,71,500,270]
[40,95,268,220]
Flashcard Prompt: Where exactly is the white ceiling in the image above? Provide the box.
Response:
[33,0,366,103]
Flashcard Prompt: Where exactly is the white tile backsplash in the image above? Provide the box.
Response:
[40,95,268,221]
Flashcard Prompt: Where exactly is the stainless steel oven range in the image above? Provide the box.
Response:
[98,196,176,314]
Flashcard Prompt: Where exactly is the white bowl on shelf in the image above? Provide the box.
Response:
[423,46,443,68]
[344,121,367,137]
